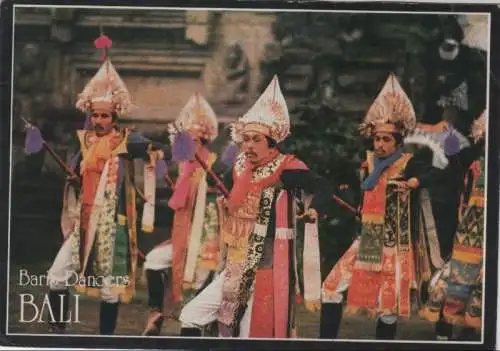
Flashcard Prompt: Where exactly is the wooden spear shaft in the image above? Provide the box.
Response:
[171,124,230,198]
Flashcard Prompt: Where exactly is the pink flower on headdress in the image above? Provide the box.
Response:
[94,34,113,61]
[94,34,113,49]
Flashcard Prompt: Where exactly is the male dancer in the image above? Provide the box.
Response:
[142,93,221,335]
[320,74,443,340]
[46,37,170,335]
[178,76,337,338]
[421,111,486,341]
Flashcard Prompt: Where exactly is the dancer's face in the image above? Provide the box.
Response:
[91,108,114,136]
[373,132,397,158]
[241,131,275,165]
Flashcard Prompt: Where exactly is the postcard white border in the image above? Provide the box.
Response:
[6,4,492,346]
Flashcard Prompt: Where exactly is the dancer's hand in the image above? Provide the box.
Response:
[298,208,318,223]
[66,174,80,186]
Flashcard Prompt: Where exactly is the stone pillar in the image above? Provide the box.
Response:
[202,12,278,107]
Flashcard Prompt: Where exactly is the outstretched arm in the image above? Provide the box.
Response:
[207,159,234,191]
[126,131,172,162]
[401,148,443,189]
[455,140,485,170]
[280,167,339,220]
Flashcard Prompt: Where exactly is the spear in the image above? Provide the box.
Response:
[332,193,359,217]
[296,190,360,222]
[22,116,80,180]
[21,117,151,202]
[171,122,230,198]
[22,117,150,258]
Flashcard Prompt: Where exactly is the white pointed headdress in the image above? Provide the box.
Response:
[75,58,132,115]
[359,73,416,138]
[470,110,486,143]
[168,93,218,143]
[231,75,290,143]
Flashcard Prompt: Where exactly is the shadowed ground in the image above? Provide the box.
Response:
[8,263,449,341]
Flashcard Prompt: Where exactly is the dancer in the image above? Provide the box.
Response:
[46,34,171,335]
[142,93,221,336]
[320,73,443,340]
[420,111,486,341]
[178,76,337,338]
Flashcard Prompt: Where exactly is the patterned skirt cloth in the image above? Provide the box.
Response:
[420,205,484,331]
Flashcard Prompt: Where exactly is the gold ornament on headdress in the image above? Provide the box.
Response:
[75,58,132,116]
[231,75,290,143]
[359,73,416,138]
[167,93,218,143]
[470,110,486,143]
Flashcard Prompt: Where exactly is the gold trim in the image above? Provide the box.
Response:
[469,195,485,208]
[111,129,130,157]
[91,100,114,111]
[304,299,321,312]
[227,247,246,263]
[451,249,482,264]
[374,123,398,134]
[142,224,154,233]
[242,123,272,138]
[361,214,385,225]
[118,214,127,226]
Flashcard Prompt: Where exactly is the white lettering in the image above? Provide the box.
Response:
[38,294,55,323]
[19,294,40,323]
[18,269,30,287]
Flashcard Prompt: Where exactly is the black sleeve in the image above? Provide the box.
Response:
[280,169,337,217]
[206,159,234,191]
[402,148,442,189]
[126,132,172,161]
[455,141,485,170]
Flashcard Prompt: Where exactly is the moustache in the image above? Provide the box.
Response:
[245,151,257,157]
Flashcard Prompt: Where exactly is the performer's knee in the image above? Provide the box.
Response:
[321,279,349,304]
[143,246,172,271]
[100,277,119,303]
[322,292,344,304]
[47,261,72,290]
[48,276,67,291]
[179,302,199,328]
[100,288,119,303]
[378,314,397,325]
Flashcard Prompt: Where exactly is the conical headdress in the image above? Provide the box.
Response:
[360,73,416,137]
[75,58,132,115]
[470,110,486,142]
[167,93,218,144]
[231,75,290,143]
